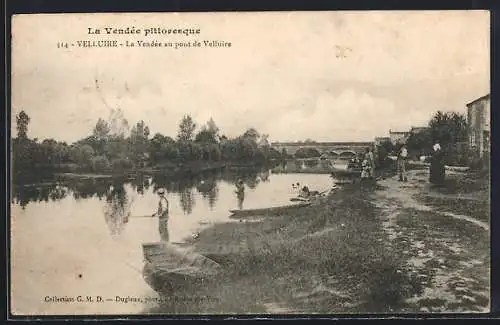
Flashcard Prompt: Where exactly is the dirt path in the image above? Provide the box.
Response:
[371,169,490,312]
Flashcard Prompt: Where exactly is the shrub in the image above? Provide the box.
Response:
[111,157,133,170]
[90,155,110,172]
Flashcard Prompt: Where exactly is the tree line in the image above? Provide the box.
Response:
[12,109,283,175]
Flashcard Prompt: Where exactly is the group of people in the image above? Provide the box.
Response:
[293,183,321,199]
[396,142,446,185]
[360,147,377,180]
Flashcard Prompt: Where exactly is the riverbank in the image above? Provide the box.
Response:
[143,168,489,314]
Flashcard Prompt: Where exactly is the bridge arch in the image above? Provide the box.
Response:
[338,150,357,158]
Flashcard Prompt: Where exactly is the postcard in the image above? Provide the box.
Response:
[10,11,490,316]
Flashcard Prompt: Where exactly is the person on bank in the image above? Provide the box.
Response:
[151,188,170,242]
[429,142,445,186]
[361,158,371,181]
[364,147,376,178]
[398,144,408,182]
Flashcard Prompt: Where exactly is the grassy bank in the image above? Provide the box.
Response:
[144,181,419,314]
[142,167,490,314]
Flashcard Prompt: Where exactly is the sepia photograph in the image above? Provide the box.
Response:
[10,11,490,316]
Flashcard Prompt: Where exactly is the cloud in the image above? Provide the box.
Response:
[11,11,490,143]
[269,89,400,142]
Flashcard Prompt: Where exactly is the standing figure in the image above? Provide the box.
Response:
[398,144,408,182]
[429,143,445,186]
[364,147,376,178]
[360,159,370,180]
[368,148,376,178]
[152,188,170,242]
[235,179,245,210]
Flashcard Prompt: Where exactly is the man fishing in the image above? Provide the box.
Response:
[152,188,170,242]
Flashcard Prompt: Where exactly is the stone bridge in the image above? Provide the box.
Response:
[271,141,374,158]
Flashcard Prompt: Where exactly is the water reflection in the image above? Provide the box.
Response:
[259,170,270,182]
[179,188,195,215]
[130,173,152,195]
[159,218,169,242]
[272,158,348,174]
[73,180,110,200]
[104,182,131,237]
[11,165,281,216]
[12,183,69,209]
[196,179,219,210]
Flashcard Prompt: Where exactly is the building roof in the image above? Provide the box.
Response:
[466,93,490,107]
[389,130,410,135]
[410,126,429,133]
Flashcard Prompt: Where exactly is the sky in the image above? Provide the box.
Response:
[11,11,490,143]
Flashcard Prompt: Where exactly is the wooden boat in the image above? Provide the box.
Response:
[142,242,222,294]
[445,165,470,172]
[229,202,311,218]
[290,197,310,202]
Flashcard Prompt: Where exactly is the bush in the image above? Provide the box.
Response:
[295,147,321,158]
[90,155,111,171]
[111,157,133,170]
[441,142,470,166]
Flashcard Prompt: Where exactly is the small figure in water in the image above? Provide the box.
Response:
[235,179,245,209]
[235,179,245,193]
[151,188,170,242]
[299,185,310,198]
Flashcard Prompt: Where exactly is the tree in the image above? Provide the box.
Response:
[108,108,130,138]
[16,110,30,139]
[104,135,129,160]
[375,139,395,169]
[93,118,110,140]
[259,134,270,148]
[428,111,468,165]
[206,118,219,137]
[177,115,197,142]
[195,129,218,144]
[150,133,176,162]
[70,144,95,168]
[428,111,467,146]
[195,118,220,145]
[406,129,432,157]
[242,128,260,143]
[92,118,110,155]
[129,120,150,165]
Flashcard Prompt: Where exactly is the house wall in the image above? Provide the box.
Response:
[467,95,490,158]
[389,132,410,145]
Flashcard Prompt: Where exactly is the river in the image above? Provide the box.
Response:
[10,160,343,315]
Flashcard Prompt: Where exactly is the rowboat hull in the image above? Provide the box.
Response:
[229,202,311,218]
[142,242,222,294]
